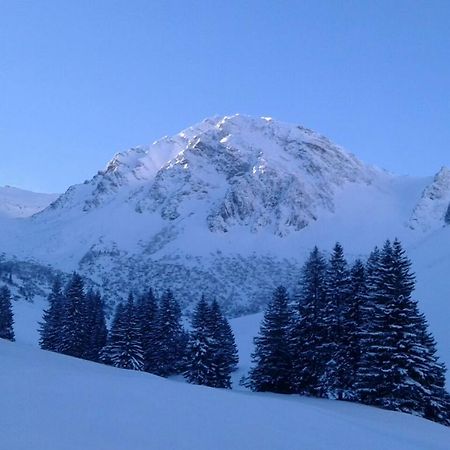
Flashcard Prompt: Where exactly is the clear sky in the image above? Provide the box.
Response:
[1,0,449,193]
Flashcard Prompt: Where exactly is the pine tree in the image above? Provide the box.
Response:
[344,259,367,398]
[321,242,352,399]
[184,296,216,386]
[59,273,88,358]
[155,290,186,377]
[83,290,107,362]
[136,289,160,373]
[102,294,144,371]
[413,301,449,425]
[246,286,292,393]
[0,285,15,341]
[210,299,239,375]
[39,277,65,352]
[354,245,387,404]
[355,239,450,424]
[290,247,327,396]
[100,302,124,366]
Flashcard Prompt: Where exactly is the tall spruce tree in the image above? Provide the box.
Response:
[355,239,450,424]
[100,302,124,366]
[39,277,65,352]
[137,289,160,373]
[246,286,292,393]
[185,298,238,389]
[290,247,328,396]
[354,245,386,403]
[0,285,15,341]
[102,294,144,371]
[184,296,217,386]
[344,259,367,398]
[83,290,107,362]
[210,299,239,375]
[321,242,352,399]
[412,300,449,425]
[59,273,87,358]
[155,290,186,377]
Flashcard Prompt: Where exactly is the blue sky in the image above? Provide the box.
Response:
[1,0,449,192]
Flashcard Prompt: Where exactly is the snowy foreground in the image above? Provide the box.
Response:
[2,314,449,450]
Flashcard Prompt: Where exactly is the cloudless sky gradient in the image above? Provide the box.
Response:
[0,0,449,192]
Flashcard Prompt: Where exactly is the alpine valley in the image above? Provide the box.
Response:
[1,114,450,372]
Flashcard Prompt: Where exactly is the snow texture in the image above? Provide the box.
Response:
[1,317,449,450]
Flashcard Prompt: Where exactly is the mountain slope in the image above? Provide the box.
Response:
[1,115,449,360]
[1,338,449,450]
[0,186,58,218]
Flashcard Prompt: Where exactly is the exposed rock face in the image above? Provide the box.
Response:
[409,167,450,231]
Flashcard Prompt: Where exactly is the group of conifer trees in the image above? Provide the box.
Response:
[38,274,238,387]
[0,285,15,342]
[245,239,450,425]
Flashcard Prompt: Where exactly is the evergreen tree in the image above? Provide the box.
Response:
[39,277,65,352]
[0,285,15,341]
[354,245,386,403]
[210,299,239,374]
[59,273,87,358]
[321,242,352,399]
[100,302,124,366]
[344,259,367,398]
[290,247,328,396]
[102,294,144,371]
[83,290,107,362]
[185,297,238,389]
[184,296,217,386]
[355,239,450,424]
[246,286,292,393]
[412,300,449,425]
[155,290,186,377]
[136,289,160,373]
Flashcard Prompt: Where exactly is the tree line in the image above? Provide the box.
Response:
[37,273,238,387]
[244,239,450,426]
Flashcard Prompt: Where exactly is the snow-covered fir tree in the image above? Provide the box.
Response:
[101,294,144,371]
[136,289,160,373]
[355,239,449,424]
[290,247,327,396]
[39,277,65,352]
[246,286,292,393]
[155,289,186,377]
[210,299,239,376]
[58,272,88,358]
[0,284,15,341]
[185,297,238,389]
[344,259,367,398]
[83,290,107,362]
[184,296,217,386]
[321,242,352,399]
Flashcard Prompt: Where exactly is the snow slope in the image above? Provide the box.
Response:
[1,339,449,450]
[0,185,58,218]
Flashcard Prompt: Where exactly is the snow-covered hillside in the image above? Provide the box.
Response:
[1,114,450,367]
[0,185,58,218]
[2,327,449,450]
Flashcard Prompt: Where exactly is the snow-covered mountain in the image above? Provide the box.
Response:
[1,114,449,337]
[409,167,450,231]
[0,185,58,218]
